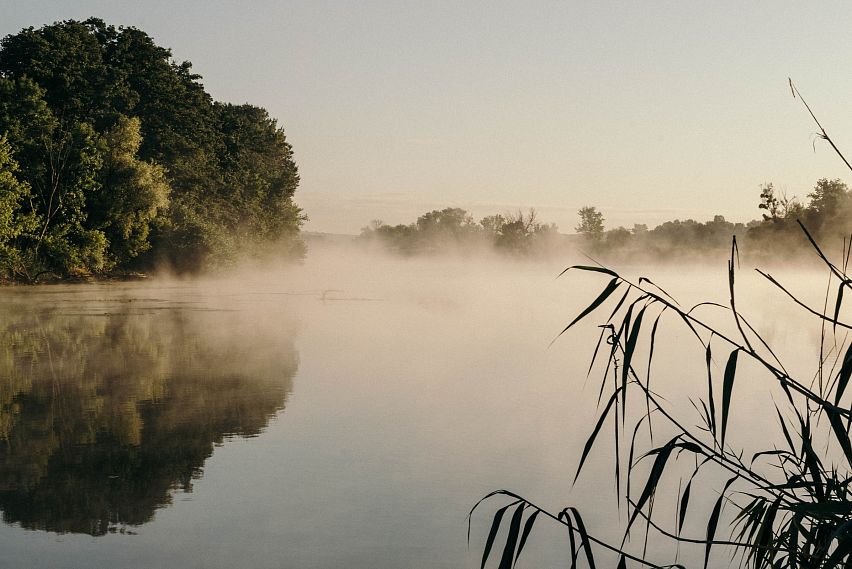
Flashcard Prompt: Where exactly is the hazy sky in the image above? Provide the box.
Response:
[3,1,852,233]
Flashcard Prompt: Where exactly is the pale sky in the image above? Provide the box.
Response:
[3,1,852,234]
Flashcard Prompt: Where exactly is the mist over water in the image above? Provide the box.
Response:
[0,241,835,568]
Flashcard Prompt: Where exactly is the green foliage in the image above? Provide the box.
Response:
[90,115,170,267]
[0,136,37,276]
[17,118,108,278]
[0,18,304,279]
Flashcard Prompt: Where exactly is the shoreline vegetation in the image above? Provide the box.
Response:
[0,18,305,283]
[353,177,852,264]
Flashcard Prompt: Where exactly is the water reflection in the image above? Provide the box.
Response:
[0,289,298,536]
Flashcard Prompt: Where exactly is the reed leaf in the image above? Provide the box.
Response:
[705,476,738,569]
[497,503,525,569]
[628,438,678,533]
[575,388,622,483]
[513,509,539,567]
[556,277,620,339]
[481,502,515,569]
[834,342,852,405]
[720,349,740,450]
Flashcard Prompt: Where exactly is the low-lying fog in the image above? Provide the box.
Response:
[0,239,840,568]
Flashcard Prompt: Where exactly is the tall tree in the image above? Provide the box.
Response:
[0,76,107,277]
[91,115,170,267]
[0,135,37,277]
[576,206,604,243]
[806,178,848,217]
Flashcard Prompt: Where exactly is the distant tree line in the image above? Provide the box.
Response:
[358,207,561,256]
[0,18,305,281]
[575,177,852,258]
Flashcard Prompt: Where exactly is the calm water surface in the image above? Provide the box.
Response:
[0,248,827,568]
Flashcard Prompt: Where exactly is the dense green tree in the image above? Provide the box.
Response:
[0,136,37,276]
[0,77,108,277]
[214,103,304,256]
[0,20,110,124]
[0,18,305,277]
[0,18,218,160]
[32,121,107,276]
[91,115,170,267]
[151,103,306,270]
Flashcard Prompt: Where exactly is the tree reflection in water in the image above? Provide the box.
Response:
[0,292,298,536]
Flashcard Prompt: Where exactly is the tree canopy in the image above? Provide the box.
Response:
[0,18,305,280]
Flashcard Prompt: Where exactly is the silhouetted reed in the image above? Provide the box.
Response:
[470,83,852,569]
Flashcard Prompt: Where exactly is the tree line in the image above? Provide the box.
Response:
[358,207,561,256]
[575,177,852,258]
[0,18,305,281]
[368,177,852,261]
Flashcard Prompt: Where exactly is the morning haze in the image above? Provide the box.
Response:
[2,3,852,569]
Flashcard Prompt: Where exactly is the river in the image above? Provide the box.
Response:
[0,243,833,568]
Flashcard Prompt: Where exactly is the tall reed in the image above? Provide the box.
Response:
[471,82,852,569]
